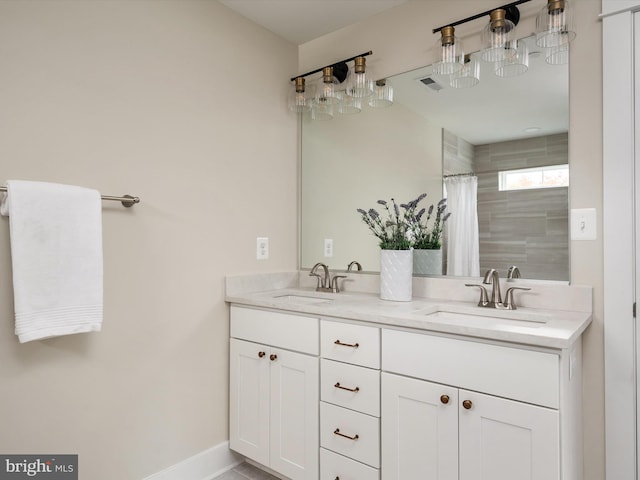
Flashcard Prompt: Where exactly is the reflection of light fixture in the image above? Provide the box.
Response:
[288,77,313,113]
[433,26,464,75]
[369,79,394,108]
[346,56,373,98]
[450,55,480,88]
[311,97,333,121]
[535,0,576,48]
[481,9,516,62]
[337,92,362,114]
[495,38,529,77]
[545,43,569,65]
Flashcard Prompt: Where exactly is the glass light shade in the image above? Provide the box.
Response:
[288,77,313,113]
[481,9,517,63]
[317,66,340,105]
[433,26,464,75]
[450,56,480,88]
[546,43,569,65]
[535,0,576,48]
[368,80,394,108]
[337,92,361,115]
[495,39,529,77]
[346,57,373,98]
[311,97,333,121]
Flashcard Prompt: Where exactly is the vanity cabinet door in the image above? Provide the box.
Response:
[458,390,559,480]
[381,372,458,480]
[270,347,319,480]
[229,338,270,466]
[230,338,319,480]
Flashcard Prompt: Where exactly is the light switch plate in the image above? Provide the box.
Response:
[324,238,333,257]
[571,208,597,241]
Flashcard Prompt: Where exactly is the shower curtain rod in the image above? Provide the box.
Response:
[443,172,476,178]
[0,186,140,208]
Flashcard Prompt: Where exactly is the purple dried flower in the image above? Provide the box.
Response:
[368,208,379,219]
[357,208,367,215]
[377,200,387,206]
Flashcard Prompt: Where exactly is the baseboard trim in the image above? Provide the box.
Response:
[142,441,243,480]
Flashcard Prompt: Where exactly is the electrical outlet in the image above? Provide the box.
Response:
[256,237,269,260]
[571,208,597,241]
[324,238,333,257]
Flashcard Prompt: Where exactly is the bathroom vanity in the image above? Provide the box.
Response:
[226,273,592,480]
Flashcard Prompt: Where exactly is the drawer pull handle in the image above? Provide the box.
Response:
[334,340,359,348]
[334,382,360,393]
[258,351,266,358]
[334,428,359,441]
[440,395,450,404]
[462,399,473,410]
[270,354,278,361]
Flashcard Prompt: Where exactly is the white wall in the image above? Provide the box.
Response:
[0,1,297,479]
[300,0,605,478]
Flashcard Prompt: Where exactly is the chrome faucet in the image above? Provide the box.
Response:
[482,268,503,308]
[309,263,347,293]
[464,268,531,310]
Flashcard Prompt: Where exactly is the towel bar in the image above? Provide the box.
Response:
[0,186,140,208]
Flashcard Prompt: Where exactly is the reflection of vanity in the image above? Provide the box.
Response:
[226,272,591,480]
[301,35,569,282]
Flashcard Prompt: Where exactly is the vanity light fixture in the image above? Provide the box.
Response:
[481,9,517,62]
[289,51,389,118]
[433,26,464,75]
[535,0,576,48]
[346,56,374,98]
[317,66,341,105]
[288,77,313,113]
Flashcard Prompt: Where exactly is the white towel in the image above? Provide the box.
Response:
[1,180,103,343]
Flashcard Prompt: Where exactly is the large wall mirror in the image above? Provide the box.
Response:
[301,34,569,281]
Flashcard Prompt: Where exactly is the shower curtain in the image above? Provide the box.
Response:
[444,175,480,277]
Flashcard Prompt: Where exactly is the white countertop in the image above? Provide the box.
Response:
[226,280,592,349]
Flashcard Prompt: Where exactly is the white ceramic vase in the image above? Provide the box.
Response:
[413,249,443,275]
[380,249,413,302]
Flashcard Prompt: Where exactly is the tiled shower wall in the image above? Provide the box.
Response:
[475,133,569,281]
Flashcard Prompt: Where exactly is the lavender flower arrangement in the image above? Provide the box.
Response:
[408,197,451,250]
[357,197,414,250]
[357,193,451,250]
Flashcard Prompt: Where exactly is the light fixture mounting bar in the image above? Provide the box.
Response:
[432,0,531,34]
[289,50,373,82]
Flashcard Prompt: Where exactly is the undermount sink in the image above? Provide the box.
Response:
[272,294,334,305]
[421,306,550,329]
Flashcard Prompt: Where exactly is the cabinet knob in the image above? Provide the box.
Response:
[440,395,450,405]
[269,354,278,361]
[462,399,473,410]
[258,351,266,358]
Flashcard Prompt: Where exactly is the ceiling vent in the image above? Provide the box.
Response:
[418,75,446,92]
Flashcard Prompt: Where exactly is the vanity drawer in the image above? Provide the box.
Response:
[230,306,319,355]
[321,359,380,417]
[320,448,379,480]
[321,320,380,368]
[382,329,559,408]
[320,401,380,468]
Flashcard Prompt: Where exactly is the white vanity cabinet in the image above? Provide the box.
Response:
[229,306,320,480]
[319,320,381,480]
[381,328,578,480]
